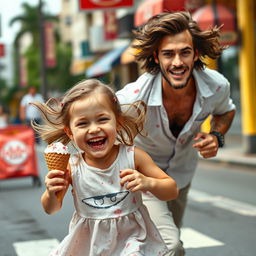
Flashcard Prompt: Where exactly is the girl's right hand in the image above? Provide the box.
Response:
[45,170,68,197]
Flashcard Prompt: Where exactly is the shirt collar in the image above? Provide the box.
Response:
[193,69,214,98]
[148,73,163,106]
[147,69,214,106]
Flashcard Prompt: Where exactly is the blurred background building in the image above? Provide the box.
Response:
[0,0,255,153]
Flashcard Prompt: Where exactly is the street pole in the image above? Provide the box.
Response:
[38,0,48,100]
[237,0,256,153]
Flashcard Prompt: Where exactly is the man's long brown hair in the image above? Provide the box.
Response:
[133,11,226,74]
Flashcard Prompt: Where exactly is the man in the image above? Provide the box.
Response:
[20,86,44,144]
[116,12,236,256]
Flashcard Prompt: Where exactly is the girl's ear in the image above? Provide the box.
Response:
[64,126,73,140]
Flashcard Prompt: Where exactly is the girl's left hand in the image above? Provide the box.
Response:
[120,169,152,192]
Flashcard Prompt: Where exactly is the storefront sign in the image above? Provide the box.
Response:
[104,11,117,40]
[79,0,133,10]
[0,43,4,57]
[44,22,56,68]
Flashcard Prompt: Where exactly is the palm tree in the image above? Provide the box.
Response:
[9,1,57,93]
[9,2,57,49]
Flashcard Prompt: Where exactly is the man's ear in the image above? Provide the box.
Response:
[153,51,159,64]
[64,126,73,140]
[194,49,199,62]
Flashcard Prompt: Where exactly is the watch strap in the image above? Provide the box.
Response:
[210,131,224,148]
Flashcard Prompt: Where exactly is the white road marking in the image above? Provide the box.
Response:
[13,239,59,256]
[181,227,224,249]
[189,189,256,216]
[13,227,224,254]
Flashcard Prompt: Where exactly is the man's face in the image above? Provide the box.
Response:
[154,30,198,89]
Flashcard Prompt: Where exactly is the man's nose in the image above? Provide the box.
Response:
[173,54,183,66]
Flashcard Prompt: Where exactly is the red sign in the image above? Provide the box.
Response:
[0,43,5,57]
[44,22,56,68]
[79,0,133,10]
[104,11,117,40]
[0,125,39,180]
[19,56,28,87]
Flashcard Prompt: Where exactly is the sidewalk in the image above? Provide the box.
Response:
[199,133,256,169]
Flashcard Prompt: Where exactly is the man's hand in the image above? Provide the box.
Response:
[193,132,219,158]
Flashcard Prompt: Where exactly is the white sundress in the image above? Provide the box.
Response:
[49,145,169,256]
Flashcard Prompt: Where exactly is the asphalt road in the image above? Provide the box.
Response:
[0,146,255,256]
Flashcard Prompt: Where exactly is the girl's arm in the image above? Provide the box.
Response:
[41,168,71,214]
[120,147,178,201]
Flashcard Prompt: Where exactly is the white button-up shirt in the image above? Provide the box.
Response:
[116,68,236,188]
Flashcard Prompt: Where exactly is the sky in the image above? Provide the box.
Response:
[0,0,61,44]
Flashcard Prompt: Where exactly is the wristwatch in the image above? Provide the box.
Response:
[210,131,224,148]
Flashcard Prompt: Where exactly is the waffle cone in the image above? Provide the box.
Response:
[44,153,70,171]
[44,152,70,201]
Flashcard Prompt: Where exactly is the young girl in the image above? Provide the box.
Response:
[32,79,178,256]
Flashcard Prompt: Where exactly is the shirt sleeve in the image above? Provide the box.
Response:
[213,80,236,115]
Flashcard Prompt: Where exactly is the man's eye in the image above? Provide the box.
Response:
[163,52,173,57]
[182,51,191,56]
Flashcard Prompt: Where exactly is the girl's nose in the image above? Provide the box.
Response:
[88,123,100,133]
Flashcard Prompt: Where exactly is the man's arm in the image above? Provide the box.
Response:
[193,109,236,158]
[210,109,236,134]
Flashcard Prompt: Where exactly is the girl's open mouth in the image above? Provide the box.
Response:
[87,137,107,150]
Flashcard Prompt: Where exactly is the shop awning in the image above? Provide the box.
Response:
[71,58,94,75]
[86,45,128,78]
[134,0,185,27]
[192,4,237,46]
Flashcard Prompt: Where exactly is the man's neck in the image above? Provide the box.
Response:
[162,76,196,101]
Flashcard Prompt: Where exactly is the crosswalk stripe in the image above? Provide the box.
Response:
[13,239,59,256]
[180,227,224,249]
[189,189,256,216]
[13,228,224,255]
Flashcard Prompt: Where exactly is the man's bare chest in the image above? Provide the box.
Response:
[163,100,194,137]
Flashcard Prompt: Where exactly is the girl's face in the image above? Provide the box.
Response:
[65,93,119,162]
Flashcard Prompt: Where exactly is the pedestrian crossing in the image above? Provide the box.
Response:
[188,188,256,217]
[12,188,256,255]
[13,227,224,256]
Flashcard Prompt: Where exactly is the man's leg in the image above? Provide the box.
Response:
[167,183,191,229]
[142,193,185,256]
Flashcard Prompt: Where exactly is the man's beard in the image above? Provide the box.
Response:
[160,64,194,89]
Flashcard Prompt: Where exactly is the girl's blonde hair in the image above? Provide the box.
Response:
[31,79,146,146]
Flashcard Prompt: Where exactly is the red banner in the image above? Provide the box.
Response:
[79,0,133,10]
[19,56,28,87]
[44,22,56,68]
[0,125,39,179]
[104,11,117,40]
[0,43,5,57]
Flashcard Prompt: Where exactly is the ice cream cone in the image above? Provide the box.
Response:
[44,142,70,201]
[44,152,70,171]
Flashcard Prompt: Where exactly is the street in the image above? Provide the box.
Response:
[0,145,256,256]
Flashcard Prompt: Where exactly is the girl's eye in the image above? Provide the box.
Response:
[99,117,109,122]
[77,122,88,126]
